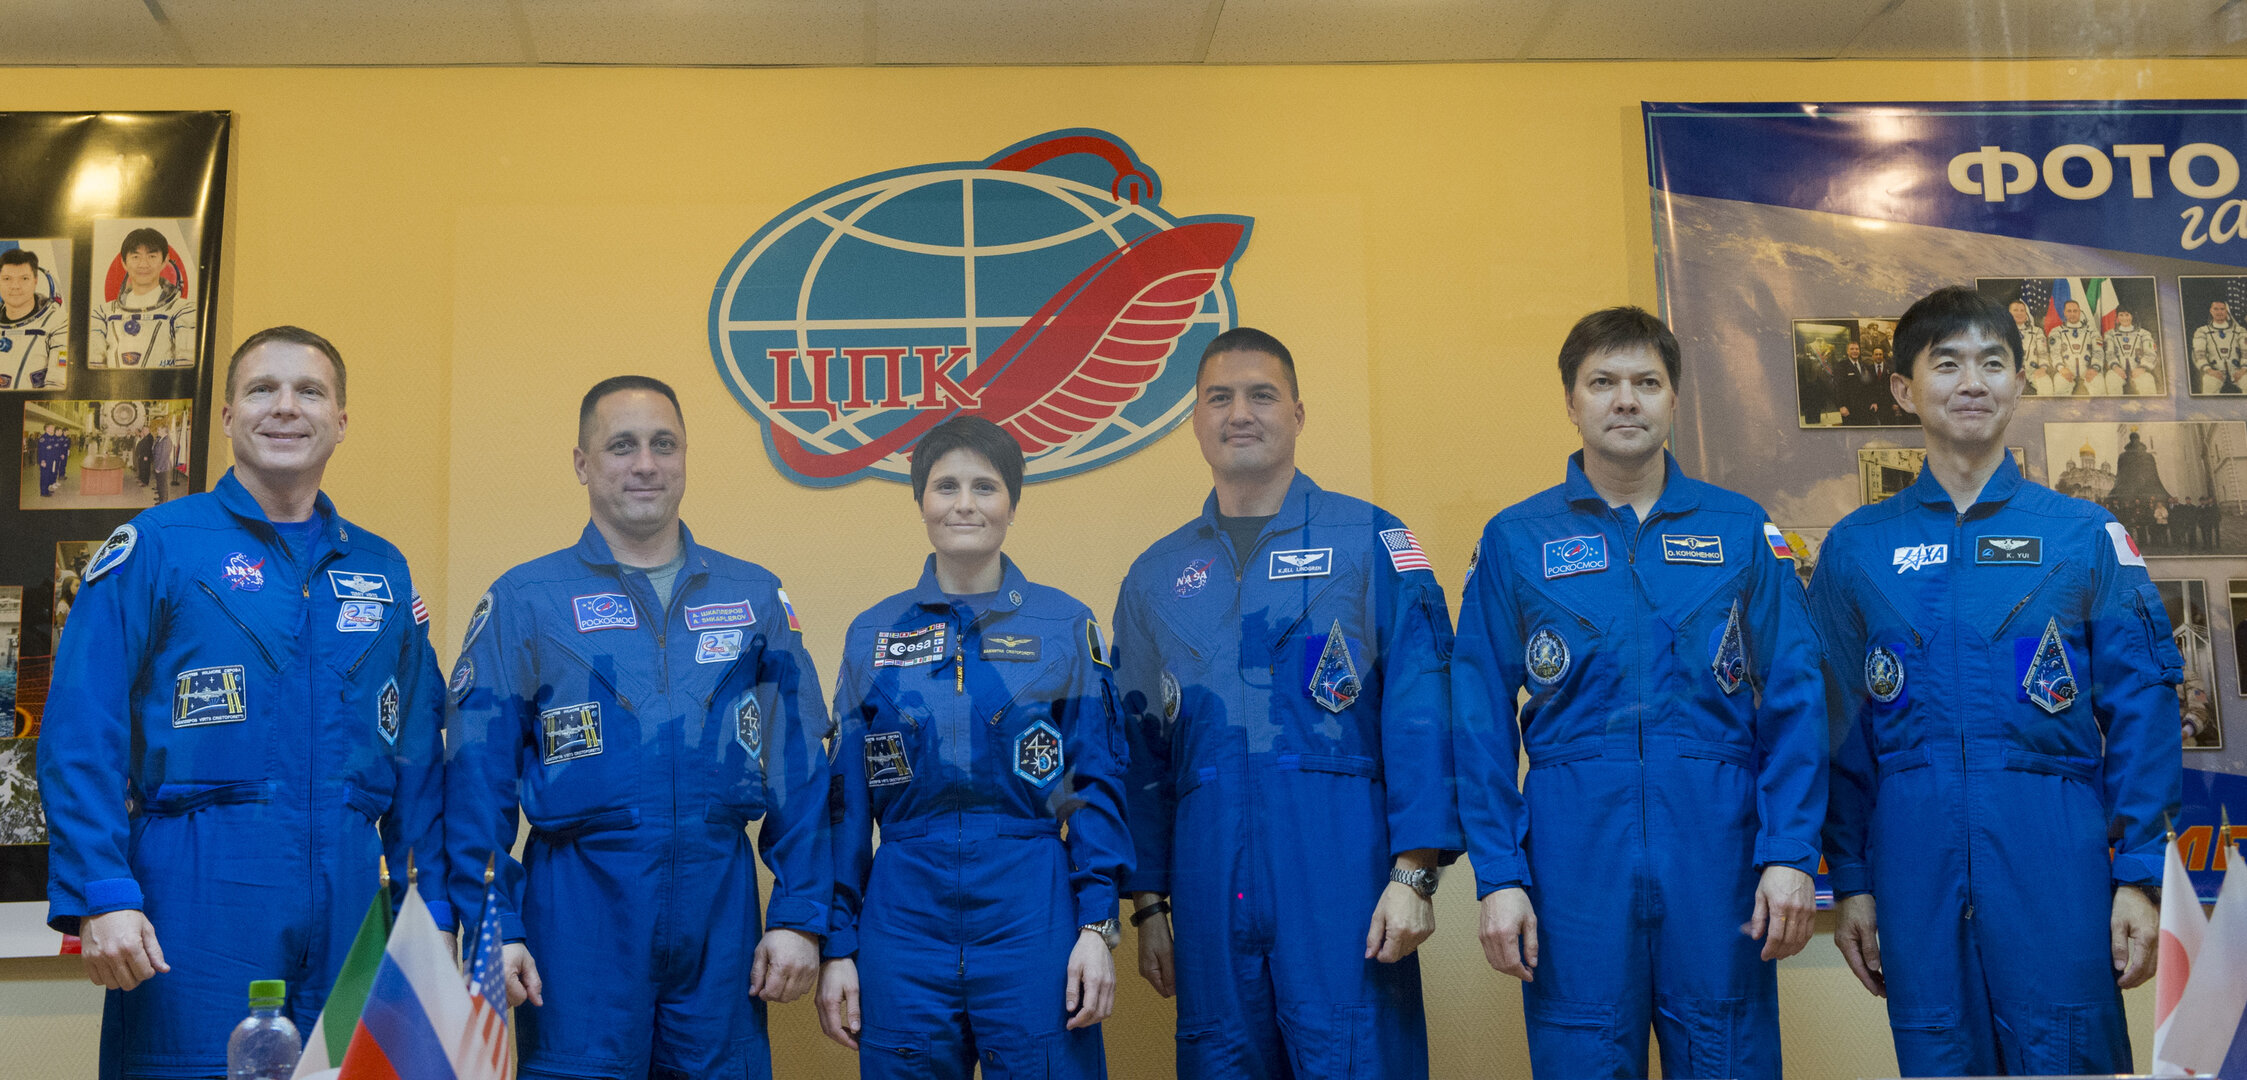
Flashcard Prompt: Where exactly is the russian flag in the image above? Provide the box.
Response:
[338,882,472,1080]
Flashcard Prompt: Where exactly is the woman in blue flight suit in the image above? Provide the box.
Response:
[817,416,1134,1079]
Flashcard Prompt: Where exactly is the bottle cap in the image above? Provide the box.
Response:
[248,979,285,1006]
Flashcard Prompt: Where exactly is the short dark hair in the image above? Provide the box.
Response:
[1196,326,1299,397]
[579,375,683,446]
[120,227,170,260]
[1891,287,2023,378]
[227,326,346,406]
[1557,306,1681,392]
[0,249,39,274]
[911,415,1025,507]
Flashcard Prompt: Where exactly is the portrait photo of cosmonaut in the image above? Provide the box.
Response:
[2159,579,2221,749]
[86,218,199,371]
[1975,276,2164,397]
[2045,421,2247,557]
[2181,276,2247,396]
[0,239,72,391]
[19,398,194,511]
[1791,317,1915,428]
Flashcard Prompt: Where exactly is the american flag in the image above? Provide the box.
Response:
[1380,528,1432,574]
[2018,279,2057,333]
[410,588,429,626]
[456,878,512,1080]
[2229,277,2247,318]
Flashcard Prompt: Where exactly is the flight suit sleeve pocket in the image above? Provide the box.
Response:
[2132,582,2185,685]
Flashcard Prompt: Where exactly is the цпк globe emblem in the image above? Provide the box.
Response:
[708,129,1253,487]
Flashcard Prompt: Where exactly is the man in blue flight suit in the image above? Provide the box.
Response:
[1813,287,2179,1076]
[1452,307,1826,1080]
[40,326,450,1078]
[445,375,830,1080]
[1113,327,1460,1079]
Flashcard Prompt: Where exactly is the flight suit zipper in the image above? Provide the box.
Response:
[1952,507,1975,921]
[195,581,279,670]
[1990,561,2068,641]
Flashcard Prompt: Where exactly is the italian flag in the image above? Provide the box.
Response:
[291,887,391,1078]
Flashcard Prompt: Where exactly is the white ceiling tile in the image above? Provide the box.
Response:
[1206,0,1556,62]
[522,0,869,65]
[0,0,182,65]
[1530,0,1891,58]
[1848,0,2219,58]
[871,0,1210,64]
[158,0,527,65]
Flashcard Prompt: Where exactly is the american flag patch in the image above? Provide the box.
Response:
[411,588,430,625]
[1763,522,1797,561]
[1380,528,1432,573]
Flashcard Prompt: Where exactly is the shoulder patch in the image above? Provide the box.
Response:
[410,588,429,625]
[1761,522,1796,561]
[776,587,803,632]
[1086,619,1112,668]
[1380,528,1432,574]
[83,524,139,584]
[462,591,494,650]
[2105,521,2146,568]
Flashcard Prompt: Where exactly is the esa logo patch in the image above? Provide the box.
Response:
[865,731,913,787]
[222,552,266,592]
[1976,536,2041,564]
[1268,548,1332,580]
[173,665,248,727]
[1526,628,1570,685]
[735,696,764,762]
[540,702,604,764]
[1662,534,1724,565]
[981,633,1041,662]
[1014,720,1064,787]
[696,629,743,664]
[328,570,393,603]
[1175,558,1212,598]
[875,624,947,667]
[1891,544,1947,573]
[1543,535,1607,579]
[686,600,755,630]
[572,593,639,632]
[337,600,385,633]
[376,678,401,745]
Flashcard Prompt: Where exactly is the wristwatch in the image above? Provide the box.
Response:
[1081,918,1121,950]
[1389,866,1441,899]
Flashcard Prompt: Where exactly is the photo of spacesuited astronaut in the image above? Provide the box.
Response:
[2158,580,2222,749]
[1791,317,1914,427]
[1857,446,2026,505]
[17,398,193,511]
[0,240,72,391]
[86,219,200,371]
[1975,276,2163,396]
[2182,277,2247,396]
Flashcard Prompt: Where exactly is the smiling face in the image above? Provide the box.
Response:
[1192,349,1303,486]
[1565,344,1674,467]
[1895,322,2020,451]
[919,447,1013,567]
[573,388,686,546]
[123,244,166,290]
[222,341,347,487]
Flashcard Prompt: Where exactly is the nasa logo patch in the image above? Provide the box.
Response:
[1014,720,1065,787]
[1174,558,1212,598]
[707,129,1252,487]
[222,552,266,592]
[1526,628,1570,686]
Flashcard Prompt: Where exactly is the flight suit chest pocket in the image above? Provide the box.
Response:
[1516,582,1608,692]
[863,679,930,790]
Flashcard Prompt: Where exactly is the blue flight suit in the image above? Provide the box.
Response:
[827,555,1132,1079]
[1112,471,1460,1080]
[1811,456,2182,1076]
[39,469,449,1078]
[1451,452,1827,1080]
[444,522,831,1080]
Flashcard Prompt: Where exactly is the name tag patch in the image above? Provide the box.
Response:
[572,593,639,632]
[1268,547,1333,579]
[1892,544,1948,573]
[337,599,385,633]
[328,570,393,603]
[1976,536,2042,565]
[875,624,947,668]
[174,665,248,727]
[376,678,401,745]
[865,731,913,787]
[981,633,1042,662]
[540,702,603,764]
[1662,534,1725,565]
[685,600,755,630]
[1543,535,1608,579]
[696,629,743,664]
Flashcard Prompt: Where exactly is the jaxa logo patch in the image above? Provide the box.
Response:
[222,552,266,592]
[1307,619,1361,714]
[1175,558,1212,598]
[1013,720,1064,787]
[865,731,913,787]
[1662,534,1724,565]
[1526,628,1570,685]
[696,629,744,664]
[1892,544,1947,573]
[1976,536,2041,565]
[981,633,1041,662]
[448,657,475,704]
[875,624,946,667]
[735,696,764,762]
[540,702,604,764]
[337,600,385,633]
[328,570,393,603]
[83,524,138,584]
[2022,617,2078,714]
[1865,645,1905,704]
[1269,548,1332,580]
[1543,535,1607,579]
[686,600,756,630]
[572,593,639,632]
[1710,600,1747,695]
[173,665,248,727]
[376,678,401,745]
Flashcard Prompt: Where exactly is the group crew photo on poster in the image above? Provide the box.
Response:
[443,375,831,1080]
[2181,276,2247,395]
[87,219,199,371]
[1453,308,1826,1080]
[1974,277,2164,397]
[816,416,1131,1078]
[37,327,450,1076]
[1111,328,1461,1079]
[1812,287,2180,1077]
[0,240,70,390]
[18,398,194,511]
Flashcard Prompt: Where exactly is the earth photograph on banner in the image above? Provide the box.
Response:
[708,129,1254,487]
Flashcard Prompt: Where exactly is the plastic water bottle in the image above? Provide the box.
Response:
[226,979,301,1080]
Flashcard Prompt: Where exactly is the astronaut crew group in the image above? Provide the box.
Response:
[39,286,2181,1080]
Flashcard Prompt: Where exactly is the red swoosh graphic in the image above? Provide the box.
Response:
[772,220,1246,480]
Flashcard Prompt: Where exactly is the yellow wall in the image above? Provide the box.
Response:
[4,57,2228,1077]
